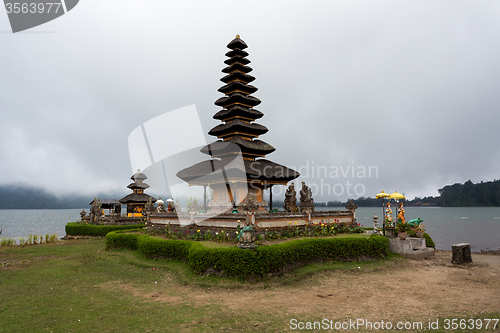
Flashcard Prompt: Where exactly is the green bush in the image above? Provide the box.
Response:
[105,230,144,250]
[423,233,435,248]
[138,237,193,261]
[189,235,389,276]
[106,231,389,277]
[65,223,144,237]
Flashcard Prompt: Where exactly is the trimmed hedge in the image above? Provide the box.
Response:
[106,231,389,277]
[138,237,194,261]
[65,223,145,237]
[105,229,144,250]
[189,236,389,276]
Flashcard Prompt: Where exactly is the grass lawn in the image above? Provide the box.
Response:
[1,238,498,332]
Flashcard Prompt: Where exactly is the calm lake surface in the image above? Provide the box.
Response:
[0,207,499,252]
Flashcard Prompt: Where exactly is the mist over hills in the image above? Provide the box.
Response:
[0,183,126,209]
[1,179,500,209]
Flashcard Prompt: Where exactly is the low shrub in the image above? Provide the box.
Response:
[65,223,145,237]
[423,233,435,248]
[106,231,389,277]
[105,230,144,250]
[138,237,193,261]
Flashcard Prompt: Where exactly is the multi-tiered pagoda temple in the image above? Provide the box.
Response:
[119,170,157,217]
[177,35,299,212]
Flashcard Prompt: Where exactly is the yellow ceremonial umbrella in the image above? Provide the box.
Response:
[376,191,390,199]
[388,191,405,200]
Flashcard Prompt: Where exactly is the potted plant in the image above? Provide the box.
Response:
[412,224,426,238]
[395,221,411,240]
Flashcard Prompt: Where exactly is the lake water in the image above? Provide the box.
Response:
[0,207,499,252]
[344,206,500,252]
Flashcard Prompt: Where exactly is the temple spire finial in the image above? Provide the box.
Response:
[236,34,240,38]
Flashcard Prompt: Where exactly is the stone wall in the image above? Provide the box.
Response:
[148,210,355,231]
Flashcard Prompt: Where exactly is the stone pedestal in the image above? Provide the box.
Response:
[451,243,472,264]
[389,237,435,260]
[385,226,396,238]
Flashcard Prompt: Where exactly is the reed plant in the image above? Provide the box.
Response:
[0,233,58,247]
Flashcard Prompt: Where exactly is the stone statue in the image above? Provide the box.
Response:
[397,202,405,224]
[284,183,297,213]
[242,197,259,226]
[385,202,393,226]
[90,198,102,225]
[407,217,423,227]
[242,197,259,214]
[237,225,256,249]
[299,181,314,212]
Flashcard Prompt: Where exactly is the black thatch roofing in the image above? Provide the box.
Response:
[227,37,247,50]
[127,182,150,190]
[222,63,252,74]
[220,71,255,84]
[208,119,268,138]
[119,193,157,204]
[176,158,299,184]
[224,56,250,66]
[225,48,248,58]
[213,106,264,121]
[130,172,147,181]
[200,137,275,157]
[215,93,261,108]
[89,199,120,205]
[217,81,258,95]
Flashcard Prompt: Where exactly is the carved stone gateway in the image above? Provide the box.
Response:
[145,198,156,214]
[284,183,297,213]
[90,198,102,225]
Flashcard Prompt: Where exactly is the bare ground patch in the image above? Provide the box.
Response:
[195,251,500,321]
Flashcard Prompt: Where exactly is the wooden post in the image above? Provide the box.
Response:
[451,243,472,264]
[203,185,207,211]
[269,185,273,211]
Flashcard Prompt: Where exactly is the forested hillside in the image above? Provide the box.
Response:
[438,179,500,206]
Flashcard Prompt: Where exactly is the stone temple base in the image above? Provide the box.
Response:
[389,237,435,260]
[148,210,355,230]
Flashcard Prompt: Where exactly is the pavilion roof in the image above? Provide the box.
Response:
[119,193,156,204]
[177,158,299,185]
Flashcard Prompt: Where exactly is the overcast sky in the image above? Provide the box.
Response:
[1,0,500,202]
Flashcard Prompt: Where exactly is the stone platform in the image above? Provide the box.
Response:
[148,210,355,231]
[389,237,435,260]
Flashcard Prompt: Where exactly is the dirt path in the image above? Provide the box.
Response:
[184,251,500,322]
